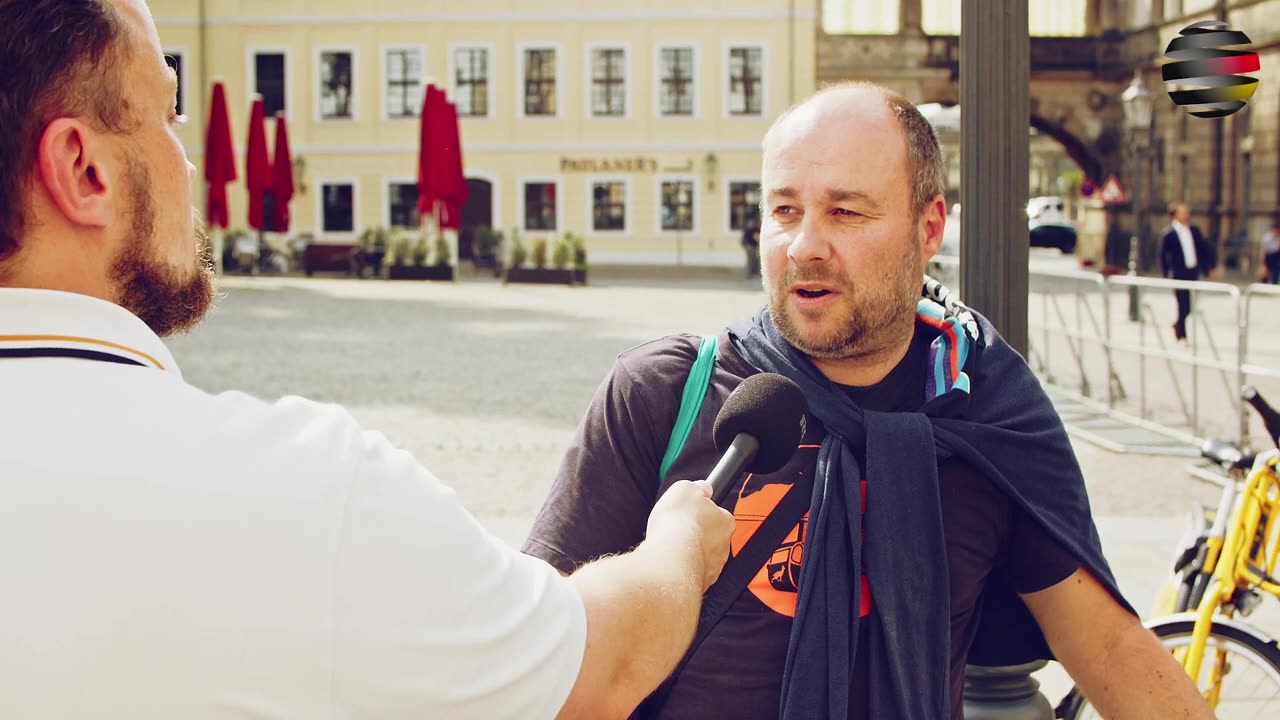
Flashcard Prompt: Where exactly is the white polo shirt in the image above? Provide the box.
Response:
[0,288,585,719]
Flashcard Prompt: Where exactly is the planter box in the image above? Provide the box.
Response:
[572,268,588,285]
[388,265,454,281]
[506,267,575,285]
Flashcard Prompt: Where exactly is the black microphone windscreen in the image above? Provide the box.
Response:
[712,373,808,475]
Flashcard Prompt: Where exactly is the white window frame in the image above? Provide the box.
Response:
[381,44,427,121]
[246,46,292,120]
[315,46,359,123]
[585,43,630,120]
[316,178,360,239]
[723,175,762,236]
[586,175,631,237]
[517,43,563,120]
[517,176,563,234]
[722,41,768,119]
[655,175,699,237]
[654,43,699,119]
[449,43,496,120]
[383,177,421,230]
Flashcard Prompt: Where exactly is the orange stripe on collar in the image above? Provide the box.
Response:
[0,334,166,370]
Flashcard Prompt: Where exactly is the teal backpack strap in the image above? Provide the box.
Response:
[658,334,718,484]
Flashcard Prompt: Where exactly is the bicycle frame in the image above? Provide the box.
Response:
[1185,448,1280,686]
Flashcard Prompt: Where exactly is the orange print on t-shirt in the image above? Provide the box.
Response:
[729,452,870,619]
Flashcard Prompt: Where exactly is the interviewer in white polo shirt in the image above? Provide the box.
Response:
[0,2,735,718]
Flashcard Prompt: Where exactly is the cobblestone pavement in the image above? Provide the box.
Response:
[166,267,1275,705]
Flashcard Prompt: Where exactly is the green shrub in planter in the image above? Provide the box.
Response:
[509,231,528,268]
[531,237,548,269]
[411,235,430,266]
[433,234,451,267]
[551,235,571,269]
[386,230,413,267]
[474,227,501,260]
[569,233,587,271]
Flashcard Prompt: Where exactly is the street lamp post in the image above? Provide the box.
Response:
[1121,71,1153,323]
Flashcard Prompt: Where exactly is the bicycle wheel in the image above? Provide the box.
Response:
[1057,617,1280,719]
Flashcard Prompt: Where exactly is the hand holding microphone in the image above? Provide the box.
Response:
[648,373,808,590]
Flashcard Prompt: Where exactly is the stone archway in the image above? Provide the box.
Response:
[1029,113,1103,183]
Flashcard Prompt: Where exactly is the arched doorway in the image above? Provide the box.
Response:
[458,178,493,262]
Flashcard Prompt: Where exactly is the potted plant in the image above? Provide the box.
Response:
[571,233,588,284]
[433,234,451,267]
[531,237,548,269]
[350,226,388,278]
[509,230,528,269]
[411,234,430,266]
[386,230,446,281]
[551,235,571,270]
[507,232,575,285]
[473,226,503,276]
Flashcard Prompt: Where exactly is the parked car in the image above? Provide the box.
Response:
[1027,196,1077,254]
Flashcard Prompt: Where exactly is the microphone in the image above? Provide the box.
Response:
[706,373,809,503]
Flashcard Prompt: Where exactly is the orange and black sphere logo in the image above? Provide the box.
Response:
[1163,20,1259,118]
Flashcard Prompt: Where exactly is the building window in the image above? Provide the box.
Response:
[388,182,420,229]
[385,48,423,118]
[659,46,694,116]
[592,181,627,232]
[254,53,286,116]
[524,182,557,231]
[164,53,184,115]
[322,183,355,233]
[729,181,761,231]
[661,180,695,232]
[728,46,763,116]
[319,50,354,119]
[591,48,626,117]
[454,47,489,117]
[523,48,557,116]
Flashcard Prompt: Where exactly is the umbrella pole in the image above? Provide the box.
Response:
[442,203,458,281]
[211,227,224,275]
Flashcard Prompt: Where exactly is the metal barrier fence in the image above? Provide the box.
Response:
[927,254,1280,451]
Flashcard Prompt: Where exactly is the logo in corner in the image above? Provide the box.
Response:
[1163,20,1259,118]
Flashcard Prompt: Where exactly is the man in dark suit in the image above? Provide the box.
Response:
[1159,203,1215,341]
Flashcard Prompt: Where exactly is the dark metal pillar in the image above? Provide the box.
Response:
[959,2,1047,717]
[959,0,1030,356]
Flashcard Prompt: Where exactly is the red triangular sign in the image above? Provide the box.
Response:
[1099,175,1127,205]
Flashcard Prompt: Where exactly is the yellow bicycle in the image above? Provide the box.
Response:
[1058,386,1280,719]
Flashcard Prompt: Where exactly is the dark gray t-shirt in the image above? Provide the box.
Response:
[523,323,1079,720]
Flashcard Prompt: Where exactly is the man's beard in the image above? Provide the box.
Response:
[112,158,216,337]
[768,231,922,361]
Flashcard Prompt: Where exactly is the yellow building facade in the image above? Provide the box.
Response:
[152,0,817,267]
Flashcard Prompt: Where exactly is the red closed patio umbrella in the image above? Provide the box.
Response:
[271,112,294,233]
[245,96,272,231]
[438,100,468,231]
[416,84,446,223]
[204,82,236,229]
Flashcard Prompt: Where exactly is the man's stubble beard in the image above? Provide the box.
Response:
[768,230,922,361]
[112,157,216,337]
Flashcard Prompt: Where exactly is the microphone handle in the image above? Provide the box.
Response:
[706,433,760,503]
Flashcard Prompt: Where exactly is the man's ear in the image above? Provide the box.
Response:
[35,118,112,229]
[918,194,947,260]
